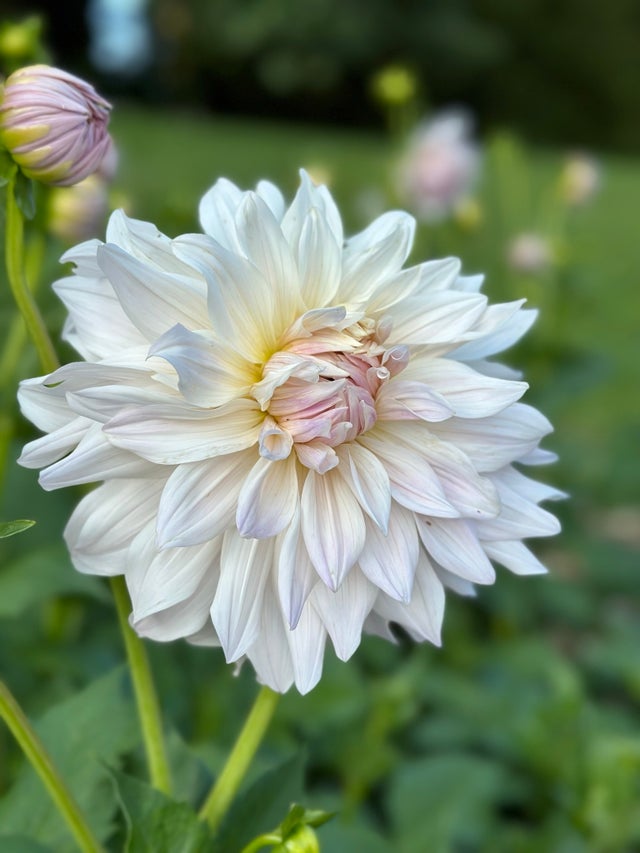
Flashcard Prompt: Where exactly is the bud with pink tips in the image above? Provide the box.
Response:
[0,64,113,186]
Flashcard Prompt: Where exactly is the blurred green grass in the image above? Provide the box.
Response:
[1,105,639,851]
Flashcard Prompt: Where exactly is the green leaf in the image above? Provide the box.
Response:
[0,543,109,619]
[0,147,17,183]
[0,837,54,853]
[213,752,306,853]
[0,519,35,538]
[14,171,36,220]
[112,769,212,853]
[0,666,139,852]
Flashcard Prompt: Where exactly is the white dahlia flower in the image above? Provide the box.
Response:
[18,171,561,693]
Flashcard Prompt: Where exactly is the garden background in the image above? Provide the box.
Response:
[1,2,639,850]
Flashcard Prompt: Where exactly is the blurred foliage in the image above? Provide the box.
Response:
[0,100,639,850]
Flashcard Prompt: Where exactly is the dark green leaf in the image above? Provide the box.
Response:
[0,147,17,183]
[14,171,36,220]
[112,769,212,853]
[0,519,35,538]
[213,752,306,853]
[0,837,54,853]
[0,666,139,851]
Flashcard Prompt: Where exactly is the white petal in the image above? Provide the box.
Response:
[198,178,243,250]
[105,210,195,275]
[375,379,453,423]
[300,468,367,590]
[368,257,460,314]
[453,307,538,362]
[416,517,496,584]
[18,375,77,432]
[276,504,319,628]
[65,478,165,576]
[256,180,286,221]
[296,206,342,307]
[475,467,562,540]
[281,170,343,249]
[387,290,487,346]
[210,532,273,661]
[358,503,419,601]
[287,603,327,694]
[236,454,298,539]
[149,323,255,407]
[97,243,207,341]
[311,568,376,661]
[374,550,445,644]
[19,418,89,469]
[483,540,548,576]
[335,443,391,532]
[246,582,294,693]
[156,452,254,548]
[104,398,263,464]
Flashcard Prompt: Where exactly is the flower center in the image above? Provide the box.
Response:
[254,317,408,473]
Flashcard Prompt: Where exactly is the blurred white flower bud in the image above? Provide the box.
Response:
[507,232,554,274]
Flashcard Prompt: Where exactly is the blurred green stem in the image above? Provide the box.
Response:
[199,686,280,833]
[109,576,172,796]
[0,680,106,853]
[4,175,59,375]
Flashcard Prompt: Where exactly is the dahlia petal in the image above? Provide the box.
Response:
[104,398,263,464]
[401,357,527,418]
[359,503,419,602]
[311,568,377,661]
[18,418,89,469]
[106,210,195,275]
[281,169,343,249]
[301,468,367,590]
[453,307,538,361]
[198,177,243,251]
[65,478,164,576]
[149,323,255,407]
[374,551,445,644]
[483,540,548,576]
[339,211,415,305]
[96,243,207,341]
[246,583,295,693]
[475,468,563,540]
[433,565,477,596]
[416,517,496,584]
[256,180,286,221]
[157,452,254,548]
[39,424,155,490]
[369,256,461,313]
[66,384,179,424]
[388,290,487,346]
[211,532,273,662]
[335,443,391,533]
[359,429,459,517]
[60,239,103,276]
[375,379,453,423]
[236,455,298,539]
[287,603,327,694]
[297,206,342,307]
[519,447,558,466]
[294,441,339,474]
[18,375,77,432]
[277,504,319,628]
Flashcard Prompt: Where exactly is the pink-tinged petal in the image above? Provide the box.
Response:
[236,454,298,539]
[335,443,391,533]
[483,540,548,576]
[387,290,487,346]
[156,452,254,548]
[281,169,344,250]
[339,211,415,305]
[211,531,273,662]
[18,418,89,469]
[311,568,376,660]
[374,551,445,644]
[417,516,496,584]
[300,468,367,590]
[401,356,527,418]
[276,504,319,628]
[368,257,460,313]
[149,323,256,407]
[296,206,342,307]
[38,423,157,490]
[294,441,339,474]
[64,478,165,576]
[96,243,207,341]
[104,398,263,464]
[246,582,295,693]
[287,603,327,694]
[359,503,419,602]
[358,428,459,517]
[427,403,554,473]
[375,379,453,423]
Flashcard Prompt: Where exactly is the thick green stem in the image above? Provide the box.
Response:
[199,686,280,833]
[0,680,106,853]
[4,176,59,374]
[109,576,172,795]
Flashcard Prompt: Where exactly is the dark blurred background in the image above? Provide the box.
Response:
[4,0,640,150]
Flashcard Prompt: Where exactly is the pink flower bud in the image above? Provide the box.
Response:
[0,64,113,186]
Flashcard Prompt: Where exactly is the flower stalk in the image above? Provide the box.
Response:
[109,576,172,796]
[199,686,280,832]
[4,174,59,374]
[0,680,106,853]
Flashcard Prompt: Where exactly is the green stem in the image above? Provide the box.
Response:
[4,176,59,374]
[199,686,280,832]
[0,680,106,853]
[109,576,172,796]
[240,832,282,853]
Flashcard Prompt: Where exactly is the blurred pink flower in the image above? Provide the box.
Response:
[508,233,554,274]
[18,171,561,693]
[397,110,480,222]
[0,64,113,186]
